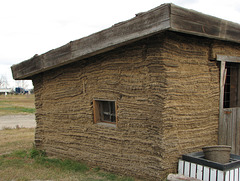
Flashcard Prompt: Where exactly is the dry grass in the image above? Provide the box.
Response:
[0,128,34,155]
[0,94,35,115]
[0,128,135,181]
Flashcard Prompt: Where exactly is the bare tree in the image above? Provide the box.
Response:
[0,75,8,88]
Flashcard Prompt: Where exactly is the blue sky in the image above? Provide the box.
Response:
[0,0,240,88]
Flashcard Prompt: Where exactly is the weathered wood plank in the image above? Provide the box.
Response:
[190,163,197,178]
[196,165,203,180]
[11,3,240,80]
[184,161,190,177]
[170,4,240,44]
[231,109,236,153]
[222,108,240,154]
[237,109,240,155]
[218,170,224,181]
[230,169,234,181]
[217,55,240,63]
[225,108,233,147]
[238,68,240,107]
[170,4,221,28]
[115,101,118,126]
[178,160,184,175]
[203,166,210,181]
[167,174,202,181]
[210,168,217,181]
[232,109,237,154]
[93,100,99,124]
[234,168,238,181]
[225,171,230,181]
[11,3,171,80]
[171,15,220,37]
[218,55,240,154]
[11,54,43,80]
[219,61,226,145]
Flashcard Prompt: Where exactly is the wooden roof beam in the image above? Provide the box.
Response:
[11,3,240,80]
[11,3,171,80]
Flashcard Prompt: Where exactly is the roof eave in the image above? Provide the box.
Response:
[11,3,240,80]
[11,3,172,80]
[170,4,240,44]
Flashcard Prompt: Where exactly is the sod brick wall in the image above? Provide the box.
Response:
[33,31,240,180]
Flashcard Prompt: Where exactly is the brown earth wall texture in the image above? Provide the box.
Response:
[160,32,219,176]
[159,32,240,176]
[32,31,240,180]
[33,33,167,180]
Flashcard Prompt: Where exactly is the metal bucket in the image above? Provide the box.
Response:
[202,145,231,164]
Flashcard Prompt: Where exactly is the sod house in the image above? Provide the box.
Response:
[12,3,240,180]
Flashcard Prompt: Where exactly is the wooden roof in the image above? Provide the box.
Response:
[11,3,240,80]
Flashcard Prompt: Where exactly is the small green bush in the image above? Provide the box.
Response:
[29,148,46,158]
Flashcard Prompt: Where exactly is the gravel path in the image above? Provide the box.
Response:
[0,114,36,130]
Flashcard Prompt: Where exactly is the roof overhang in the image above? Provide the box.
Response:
[11,3,240,80]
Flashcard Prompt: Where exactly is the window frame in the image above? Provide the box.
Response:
[93,99,117,125]
[223,62,240,108]
[217,55,240,109]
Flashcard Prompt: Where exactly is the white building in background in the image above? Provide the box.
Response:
[0,88,13,95]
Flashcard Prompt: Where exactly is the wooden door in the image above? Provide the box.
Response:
[218,55,240,155]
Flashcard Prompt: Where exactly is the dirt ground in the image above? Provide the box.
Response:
[0,114,36,130]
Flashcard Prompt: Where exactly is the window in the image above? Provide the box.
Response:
[223,62,240,108]
[93,100,117,124]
